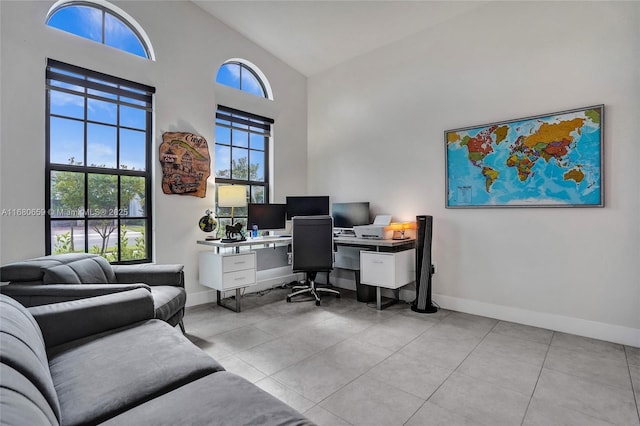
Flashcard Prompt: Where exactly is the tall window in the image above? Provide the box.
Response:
[215,106,273,233]
[46,59,155,263]
[47,1,152,59]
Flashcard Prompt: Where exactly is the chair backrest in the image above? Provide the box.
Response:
[292,215,334,272]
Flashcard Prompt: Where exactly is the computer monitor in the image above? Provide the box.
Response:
[332,202,370,229]
[247,203,287,231]
[285,196,330,220]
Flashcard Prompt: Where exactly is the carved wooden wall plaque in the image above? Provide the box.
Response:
[159,132,210,198]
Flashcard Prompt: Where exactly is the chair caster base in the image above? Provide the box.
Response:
[286,297,291,303]
[315,300,321,306]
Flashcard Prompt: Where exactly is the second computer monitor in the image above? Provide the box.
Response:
[285,196,330,220]
[332,202,370,229]
[247,203,287,231]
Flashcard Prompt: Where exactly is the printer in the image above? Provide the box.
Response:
[353,215,392,239]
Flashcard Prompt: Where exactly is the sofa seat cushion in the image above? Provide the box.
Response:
[150,285,186,322]
[47,319,224,425]
[101,371,313,426]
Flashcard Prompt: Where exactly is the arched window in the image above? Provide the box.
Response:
[216,59,273,100]
[46,1,154,60]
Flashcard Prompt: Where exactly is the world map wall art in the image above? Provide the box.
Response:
[445,105,603,208]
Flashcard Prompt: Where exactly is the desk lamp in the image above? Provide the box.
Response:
[218,185,247,242]
[390,222,412,240]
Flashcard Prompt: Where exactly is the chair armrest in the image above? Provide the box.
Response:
[112,264,184,287]
[28,288,155,348]
[0,283,151,307]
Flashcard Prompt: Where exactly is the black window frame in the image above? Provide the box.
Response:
[45,59,155,264]
[215,105,274,231]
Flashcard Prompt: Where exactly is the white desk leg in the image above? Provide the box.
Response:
[376,286,382,310]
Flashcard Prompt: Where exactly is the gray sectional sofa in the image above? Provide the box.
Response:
[0,253,186,332]
[0,290,312,426]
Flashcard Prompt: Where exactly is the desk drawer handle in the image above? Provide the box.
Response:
[234,277,246,281]
[372,260,385,264]
[233,261,247,265]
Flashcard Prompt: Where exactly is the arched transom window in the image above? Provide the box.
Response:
[216,59,273,100]
[46,0,153,59]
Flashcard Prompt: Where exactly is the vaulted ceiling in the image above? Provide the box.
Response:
[192,1,488,76]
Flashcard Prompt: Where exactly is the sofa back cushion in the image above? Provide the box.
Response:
[1,253,117,285]
[0,295,61,424]
[0,257,63,285]
[41,255,116,284]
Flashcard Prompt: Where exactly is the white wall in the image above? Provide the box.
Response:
[308,1,640,346]
[0,1,308,304]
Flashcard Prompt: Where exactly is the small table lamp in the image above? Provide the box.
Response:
[218,185,247,242]
[390,222,413,240]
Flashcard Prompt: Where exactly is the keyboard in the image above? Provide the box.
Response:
[253,235,288,240]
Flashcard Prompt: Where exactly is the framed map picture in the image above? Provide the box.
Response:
[445,105,603,208]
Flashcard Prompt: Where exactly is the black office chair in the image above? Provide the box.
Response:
[286,215,340,306]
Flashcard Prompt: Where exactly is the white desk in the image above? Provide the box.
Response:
[198,235,413,253]
[197,236,291,252]
[197,236,416,311]
[333,236,415,249]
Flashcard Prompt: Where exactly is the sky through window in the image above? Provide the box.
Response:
[47,2,149,58]
[216,62,267,98]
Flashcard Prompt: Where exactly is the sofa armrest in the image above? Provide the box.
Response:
[28,288,155,348]
[0,283,151,307]
[112,264,184,287]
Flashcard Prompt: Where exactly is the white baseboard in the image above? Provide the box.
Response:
[433,293,640,348]
[328,281,639,347]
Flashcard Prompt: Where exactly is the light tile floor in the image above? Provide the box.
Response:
[184,288,640,426]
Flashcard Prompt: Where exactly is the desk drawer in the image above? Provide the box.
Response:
[223,253,255,273]
[361,252,395,286]
[222,268,256,289]
[199,251,257,290]
[360,249,415,289]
